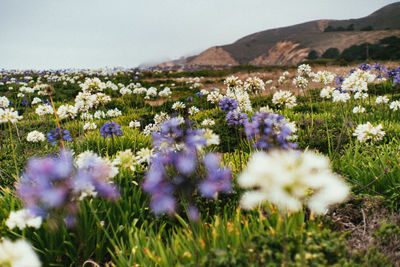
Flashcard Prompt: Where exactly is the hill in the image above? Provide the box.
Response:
[157,2,400,68]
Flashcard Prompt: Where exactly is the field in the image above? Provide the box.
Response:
[1,62,400,266]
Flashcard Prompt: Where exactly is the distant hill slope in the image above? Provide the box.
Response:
[157,2,400,68]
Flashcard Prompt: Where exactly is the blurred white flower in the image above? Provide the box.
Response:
[0,239,41,267]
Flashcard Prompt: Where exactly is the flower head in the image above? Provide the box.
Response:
[100,121,123,138]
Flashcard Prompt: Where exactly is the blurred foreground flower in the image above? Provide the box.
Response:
[0,239,41,267]
[16,150,119,226]
[238,150,349,214]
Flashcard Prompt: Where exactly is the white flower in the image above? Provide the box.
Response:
[389,100,400,111]
[292,76,308,89]
[80,112,93,121]
[224,76,243,89]
[57,104,78,120]
[145,87,158,98]
[353,122,385,144]
[0,108,23,124]
[188,106,199,115]
[135,148,153,165]
[83,122,97,131]
[80,77,106,93]
[310,71,335,85]
[243,77,265,94]
[207,91,223,104]
[297,64,311,76]
[342,69,375,93]
[203,129,220,146]
[129,120,141,128]
[26,131,45,142]
[113,149,136,171]
[119,87,132,96]
[31,97,41,105]
[225,86,252,112]
[6,209,42,230]
[0,239,42,267]
[201,119,215,127]
[352,105,366,114]
[238,150,349,214]
[332,90,350,103]
[375,96,389,104]
[172,101,186,110]
[0,96,10,108]
[354,91,368,100]
[106,108,122,118]
[320,86,334,99]
[35,104,53,116]
[94,110,106,119]
[272,90,297,108]
[158,87,172,98]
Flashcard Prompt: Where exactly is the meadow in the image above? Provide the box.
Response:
[0,62,400,266]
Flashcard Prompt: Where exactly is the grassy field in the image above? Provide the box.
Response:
[0,62,400,266]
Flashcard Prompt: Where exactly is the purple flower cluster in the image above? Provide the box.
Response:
[47,128,72,145]
[373,63,386,72]
[143,118,232,220]
[219,97,238,112]
[16,150,119,225]
[244,112,297,151]
[335,76,345,85]
[386,67,400,86]
[195,92,203,97]
[225,111,248,126]
[358,63,371,71]
[100,121,123,138]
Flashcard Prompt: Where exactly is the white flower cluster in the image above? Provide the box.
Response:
[119,87,132,96]
[201,119,215,127]
[106,108,122,118]
[188,106,200,115]
[272,90,297,109]
[332,90,350,103]
[83,122,97,131]
[94,110,106,119]
[35,104,54,116]
[320,86,334,99]
[26,131,46,142]
[310,71,335,85]
[244,77,265,94]
[57,104,78,120]
[172,101,186,110]
[292,76,308,89]
[224,75,243,89]
[354,91,368,100]
[352,105,366,114]
[143,112,171,135]
[0,239,42,267]
[297,64,312,76]
[0,96,10,108]
[31,97,41,105]
[80,77,106,93]
[129,120,141,128]
[226,86,252,112]
[203,129,220,146]
[238,150,349,214]
[6,209,42,230]
[0,108,23,124]
[158,87,172,98]
[375,96,389,104]
[353,122,385,144]
[341,69,376,93]
[207,90,224,104]
[145,87,157,99]
[390,100,400,111]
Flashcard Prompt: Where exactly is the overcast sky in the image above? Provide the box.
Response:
[0,0,398,69]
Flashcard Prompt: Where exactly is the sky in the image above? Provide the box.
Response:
[0,0,398,69]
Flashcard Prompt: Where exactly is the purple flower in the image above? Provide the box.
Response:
[47,128,72,145]
[373,63,386,72]
[335,76,345,85]
[17,150,119,226]
[143,119,232,219]
[198,153,232,198]
[219,97,238,112]
[358,63,371,71]
[100,121,123,138]
[244,112,297,151]
[225,111,248,126]
[195,92,203,97]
